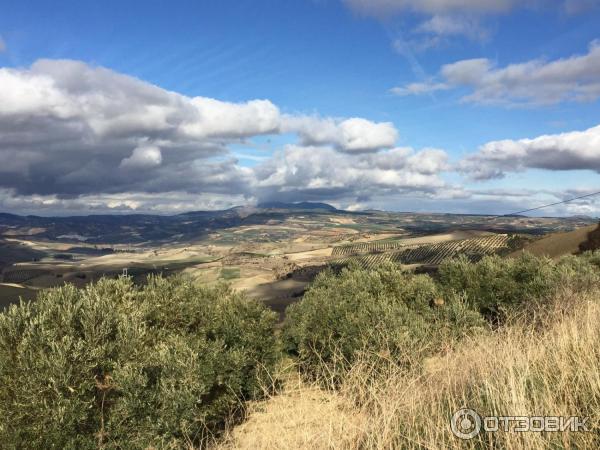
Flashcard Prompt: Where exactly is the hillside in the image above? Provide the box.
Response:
[510,223,600,259]
[3,241,600,448]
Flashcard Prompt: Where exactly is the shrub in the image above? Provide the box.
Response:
[438,252,600,323]
[0,275,279,449]
[284,253,600,382]
[283,263,485,382]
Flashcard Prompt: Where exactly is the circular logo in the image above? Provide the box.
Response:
[451,408,482,440]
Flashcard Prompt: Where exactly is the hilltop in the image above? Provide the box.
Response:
[256,201,338,211]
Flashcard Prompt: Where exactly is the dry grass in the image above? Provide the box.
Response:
[218,364,365,449]
[218,289,600,449]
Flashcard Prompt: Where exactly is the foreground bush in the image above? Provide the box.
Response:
[284,253,600,382]
[439,252,600,322]
[283,263,486,382]
[0,275,279,449]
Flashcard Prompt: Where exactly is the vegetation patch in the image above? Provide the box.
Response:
[0,276,279,448]
[284,252,600,382]
[1,268,49,284]
[283,262,486,382]
[220,267,241,280]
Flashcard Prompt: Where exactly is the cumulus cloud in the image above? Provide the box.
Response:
[393,41,600,105]
[0,59,420,213]
[0,59,401,203]
[460,124,600,179]
[284,116,398,152]
[119,145,163,170]
[180,97,280,139]
[252,145,448,203]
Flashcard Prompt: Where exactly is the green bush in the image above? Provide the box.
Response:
[284,253,600,382]
[0,275,279,449]
[438,252,600,322]
[283,263,485,382]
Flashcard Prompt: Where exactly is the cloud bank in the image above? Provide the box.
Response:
[393,41,600,105]
[1,58,598,216]
[0,59,456,213]
[460,124,600,179]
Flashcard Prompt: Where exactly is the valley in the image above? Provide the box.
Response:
[1,203,597,315]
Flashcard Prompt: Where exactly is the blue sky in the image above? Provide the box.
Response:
[0,0,599,215]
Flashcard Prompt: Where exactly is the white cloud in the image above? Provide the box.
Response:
[441,58,492,84]
[344,0,518,49]
[415,14,489,41]
[0,188,252,215]
[393,41,600,105]
[181,97,281,139]
[283,116,398,152]
[120,145,163,170]
[345,1,592,54]
[460,124,600,179]
[0,59,400,203]
[344,0,596,16]
[390,81,449,96]
[253,145,448,203]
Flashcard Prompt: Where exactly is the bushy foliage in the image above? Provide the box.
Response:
[438,252,600,322]
[285,253,600,381]
[283,263,485,381]
[0,275,279,449]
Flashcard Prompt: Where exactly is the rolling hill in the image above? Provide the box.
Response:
[509,223,600,259]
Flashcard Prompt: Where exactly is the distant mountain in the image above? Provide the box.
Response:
[0,202,339,244]
[256,201,338,211]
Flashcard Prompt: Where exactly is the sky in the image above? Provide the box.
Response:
[0,0,599,216]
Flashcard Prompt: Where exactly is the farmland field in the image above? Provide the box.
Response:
[332,234,511,268]
[1,268,49,284]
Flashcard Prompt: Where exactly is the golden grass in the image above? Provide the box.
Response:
[218,290,600,449]
[217,365,365,450]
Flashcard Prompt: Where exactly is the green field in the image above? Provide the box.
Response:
[220,267,241,280]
